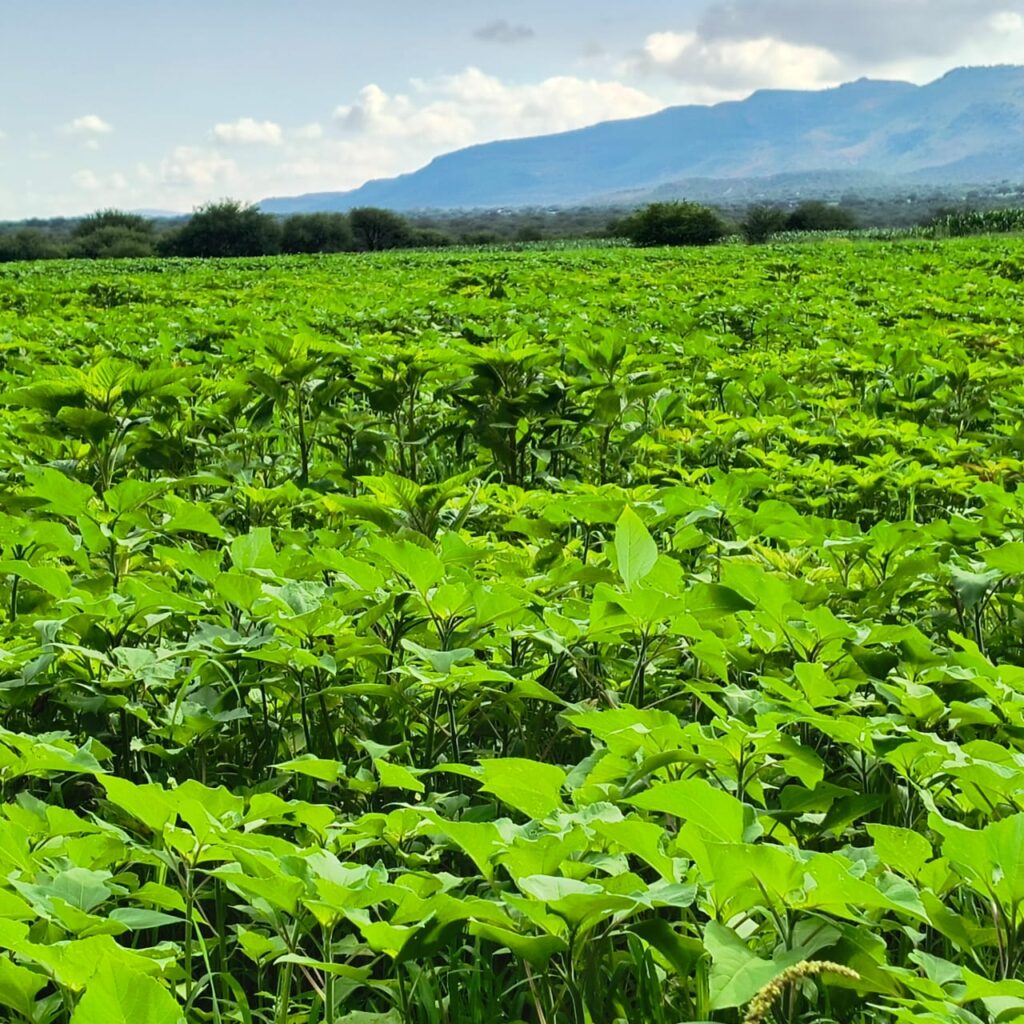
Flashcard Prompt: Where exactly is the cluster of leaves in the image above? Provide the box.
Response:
[0,238,1023,1023]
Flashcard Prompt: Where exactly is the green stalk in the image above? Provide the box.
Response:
[322,924,335,1024]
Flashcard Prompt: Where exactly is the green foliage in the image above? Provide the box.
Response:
[740,204,788,244]
[280,212,355,254]
[160,199,281,257]
[619,201,728,247]
[930,206,1024,237]
[0,238,1023,1022]
[71,209,154,239]
[0,229,66,263]
[786,200,859,232]
[350,207,413,251]
[68,210,160,260]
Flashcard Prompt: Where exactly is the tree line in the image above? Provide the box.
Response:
[0,203,449,262]
[613,199,861,246]
[2,195,1021,263]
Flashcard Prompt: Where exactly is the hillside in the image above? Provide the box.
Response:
[261,65,1024,213]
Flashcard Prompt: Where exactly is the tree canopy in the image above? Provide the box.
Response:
[619,202,728,247]
[159,200,282,257]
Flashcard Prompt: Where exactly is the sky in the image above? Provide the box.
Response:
[1,0,1022,219]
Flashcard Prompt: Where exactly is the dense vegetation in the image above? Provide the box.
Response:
[2,238,1024,1023]
[617,202,729,247]
[5,182,1024,262]
[0,204,451,263]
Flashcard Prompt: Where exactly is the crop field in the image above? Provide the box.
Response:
[2,237,1024,1024]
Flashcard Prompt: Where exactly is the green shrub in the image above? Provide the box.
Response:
[0,229,66,262]
[280,213,354,254]
[786,201,858,232]
[160,200,281,257]
[619,201,727,247]
[350,207,412,251]
[70,225,155,259]
[740,204,789,244]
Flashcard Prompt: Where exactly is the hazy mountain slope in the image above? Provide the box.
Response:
[261,66,1024,213]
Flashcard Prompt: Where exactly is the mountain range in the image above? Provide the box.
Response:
[260,65,1024,214]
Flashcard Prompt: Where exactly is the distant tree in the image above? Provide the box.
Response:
[407,227,452,248]
[0,229,66,262]
[71,226,155,258]
[280,213,354,254]
[159,200,281,257]
[786,201,858,232]
[740,205,788,244]
[72,209,152,238]
[349,207,411,251]
[69,211,156,258]
[514,225,545,243]
[618,202,727,247]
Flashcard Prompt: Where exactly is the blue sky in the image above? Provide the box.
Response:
[1,0,1021,218]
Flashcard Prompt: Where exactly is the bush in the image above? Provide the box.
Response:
[72,210,152,239]
[280,213,354,254]
[0,229,66,262]
[71,226,155,259]
[70,210,155,258]
[619,202,727,247]
[740,205,789,244]
[786,201,858,232]
[460,231,501,246]
[408,228,452,249]
[160,200,281,258]
[349,208,412,251]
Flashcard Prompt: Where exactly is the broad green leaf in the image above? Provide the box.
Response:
[276,756,344,783]
[0,956,46,1019]
[981,542,1024,575]
[375,759,425,793]
[615,507,657,590]
[71,964,184,1024]
[867,823,933,879]
[942,813,1024,914]
[478,758,566,819]
[23,467,94,517]
[102,777,176,834]
[627,779,758,845]
[468,921,567,966]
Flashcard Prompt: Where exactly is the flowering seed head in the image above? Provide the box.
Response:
[742,960,861,1024]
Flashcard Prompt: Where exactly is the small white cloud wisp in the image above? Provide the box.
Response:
[63,114,114,137]
[212,118,283,146]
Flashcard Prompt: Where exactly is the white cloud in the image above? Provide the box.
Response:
[293,123,324,140]
[157,146,240,189]
[632,30,841,94]
[71,169,128,192]
[333,68,661,150]
[237,68,667,202]
[212,117,283,146]
[63,114,113,136]
[989,10,1023,33]
[694,0,1024,67]
[71,170,100,191]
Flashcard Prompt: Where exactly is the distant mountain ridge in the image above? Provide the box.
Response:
[260,65,1024,213]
